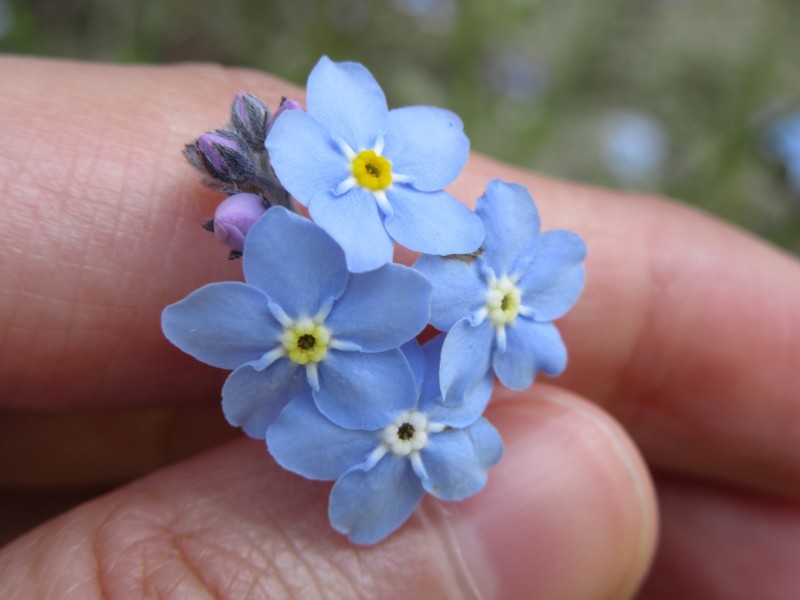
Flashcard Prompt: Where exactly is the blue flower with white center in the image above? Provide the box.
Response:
[265,56,485,273]
[415,179,586,407]
[267,337,503,545]
[162,207,432,435]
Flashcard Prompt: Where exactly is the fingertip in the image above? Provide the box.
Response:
[444,385,657,599]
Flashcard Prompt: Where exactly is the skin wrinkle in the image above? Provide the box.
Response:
[415,502,485,600]
[92,526,112,600]
[265,513,320,599]
[285,529,341,600]
[95,498,217,599]
[167,530,223,599]
[181,527,272,598]
[151,454,357,600]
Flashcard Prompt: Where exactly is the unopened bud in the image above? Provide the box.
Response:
[212,193,268,253]
[196,131,250,183]
[231,92,271,151]
[265,97,304,139]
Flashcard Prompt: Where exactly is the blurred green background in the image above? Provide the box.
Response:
[3,0,800,252]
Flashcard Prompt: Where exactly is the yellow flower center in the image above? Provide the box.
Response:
[281,318,331,365]
[352,149,393,191]
[486,276,521,326]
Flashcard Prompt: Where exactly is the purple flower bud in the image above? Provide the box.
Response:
[265,97,304,139]
[212,193,268,253]
[197,131,250,183]
[231,92,271,151]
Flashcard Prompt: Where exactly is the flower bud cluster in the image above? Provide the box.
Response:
[184,94,302,258]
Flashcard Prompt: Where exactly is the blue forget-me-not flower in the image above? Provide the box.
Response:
[265,56,485,273]
[415,180,586,407]
[266,336,504,544]
[764,109,800,195]
[162,206,432,435]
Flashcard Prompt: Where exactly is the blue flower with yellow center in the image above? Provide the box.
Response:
[162,207,432,435]
[266,337,503,544]
[265,56,485,273]
[415,180,587,409]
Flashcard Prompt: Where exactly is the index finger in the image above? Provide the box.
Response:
[2,57,799,498]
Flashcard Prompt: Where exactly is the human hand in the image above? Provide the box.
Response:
[0,56,797,599]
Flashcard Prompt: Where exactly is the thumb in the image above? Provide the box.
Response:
[0,385,656,600]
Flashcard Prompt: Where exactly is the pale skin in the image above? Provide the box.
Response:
[0,56,799,599]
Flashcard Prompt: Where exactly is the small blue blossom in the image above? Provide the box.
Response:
[764,109,800,194]
[602,110,668,186]
[265,56,484,273]
[162,207,432,435]
[266,337,503,544]
[415,180,586,407]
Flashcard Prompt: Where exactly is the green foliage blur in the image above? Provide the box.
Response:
[3,0,800,252]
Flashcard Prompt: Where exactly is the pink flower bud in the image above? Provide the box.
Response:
[231,92,270,150]
[213,193,268,253]
[197,131,249,182]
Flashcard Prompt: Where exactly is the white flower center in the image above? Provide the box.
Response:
[485,275,521,326]
[381,410,442,457]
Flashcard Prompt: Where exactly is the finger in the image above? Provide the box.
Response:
[1,57,274,411]
[636,473,800,600]
[0,404,236,488]
[2,57,800,498]
[0,386,656,600]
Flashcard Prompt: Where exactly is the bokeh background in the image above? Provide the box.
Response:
[3,0,800,251]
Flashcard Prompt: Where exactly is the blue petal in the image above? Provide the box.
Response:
[243,207,349,318]
[306,56,388,152]
[419,419,503,501]
[422,377,497,429]
[439,319,495,411]
[420,332,495,427]
[384,186,484,256]
[325,263,431,352]
[221,360,306,439]
[309,188,394,273]
[468,417,505,470]
[266,394,378,480]
[400,339,426,395]
[162,282,281,369]
[329,455,424,545]
[265,110,348,206]
[492,318,567,389]
[516,230,587,321]
[476,180,541,275]
[383,106,469,191]
[316,349,417,429]
[418,333,445,406]
[413,254,485,332]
